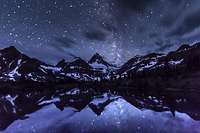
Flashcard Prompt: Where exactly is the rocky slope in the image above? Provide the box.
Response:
[118,42,200,77]
[0,46,61,83]
[115,42,200,90]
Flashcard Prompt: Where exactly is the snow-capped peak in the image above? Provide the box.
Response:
[89,53,104,63]
[89,53,115,68]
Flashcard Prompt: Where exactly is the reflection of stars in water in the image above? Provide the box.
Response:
[113,100,124,130]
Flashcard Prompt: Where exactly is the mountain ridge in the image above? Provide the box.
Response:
[0,42,200,83]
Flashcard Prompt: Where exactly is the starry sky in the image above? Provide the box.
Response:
[1,0,200,65]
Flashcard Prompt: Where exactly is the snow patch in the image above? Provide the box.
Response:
[8,59,22,80]
[38,98,60,106]
[169,59,184,65]
[66,88,80,95]
[40,65,61,72]
[138,60,157,71]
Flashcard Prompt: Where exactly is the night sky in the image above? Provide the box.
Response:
[1,0,200,65]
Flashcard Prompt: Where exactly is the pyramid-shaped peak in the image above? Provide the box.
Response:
[89,53,104,63]
[56,59,66,67]
[89,53,115,68]
[93,53,103,57]
[2,46,20,53]
[0,46,23,58]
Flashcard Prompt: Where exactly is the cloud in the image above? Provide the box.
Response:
[169,0,184,5]
[55,37,75,47]
[160,14,177,28]
[149,33,158,38]
[155,43,174,52]
[153,38,175,52]
[115,0,156,12]
[84,30,107,41]
[159,0,188,28]
[168,9,200,37]
[51,37,76,52]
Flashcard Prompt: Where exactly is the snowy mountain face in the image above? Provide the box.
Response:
[117,53,164,75]
[56,58,98,81]
[0,46,61,82]
[1,42,200,83]
[56,54,117,81]
[117,42,200,78]
[88,53,117,79]
[88,53,115,69]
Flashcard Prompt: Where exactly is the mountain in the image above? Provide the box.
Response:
[1,44,200,131]
[116,42,200,89]
[57,57,97,81]
[117,53,164,75]
[56,54,117,81]
[88,53,117,79]
[1,42,200,84]
[118,42,200,76]
[0,46,61,82]
[89,53,115,69]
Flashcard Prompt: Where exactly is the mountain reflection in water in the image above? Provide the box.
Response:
[3,98,200,133]
[0,87,200,133]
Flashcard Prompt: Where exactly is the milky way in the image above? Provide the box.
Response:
[0,0,200,65]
